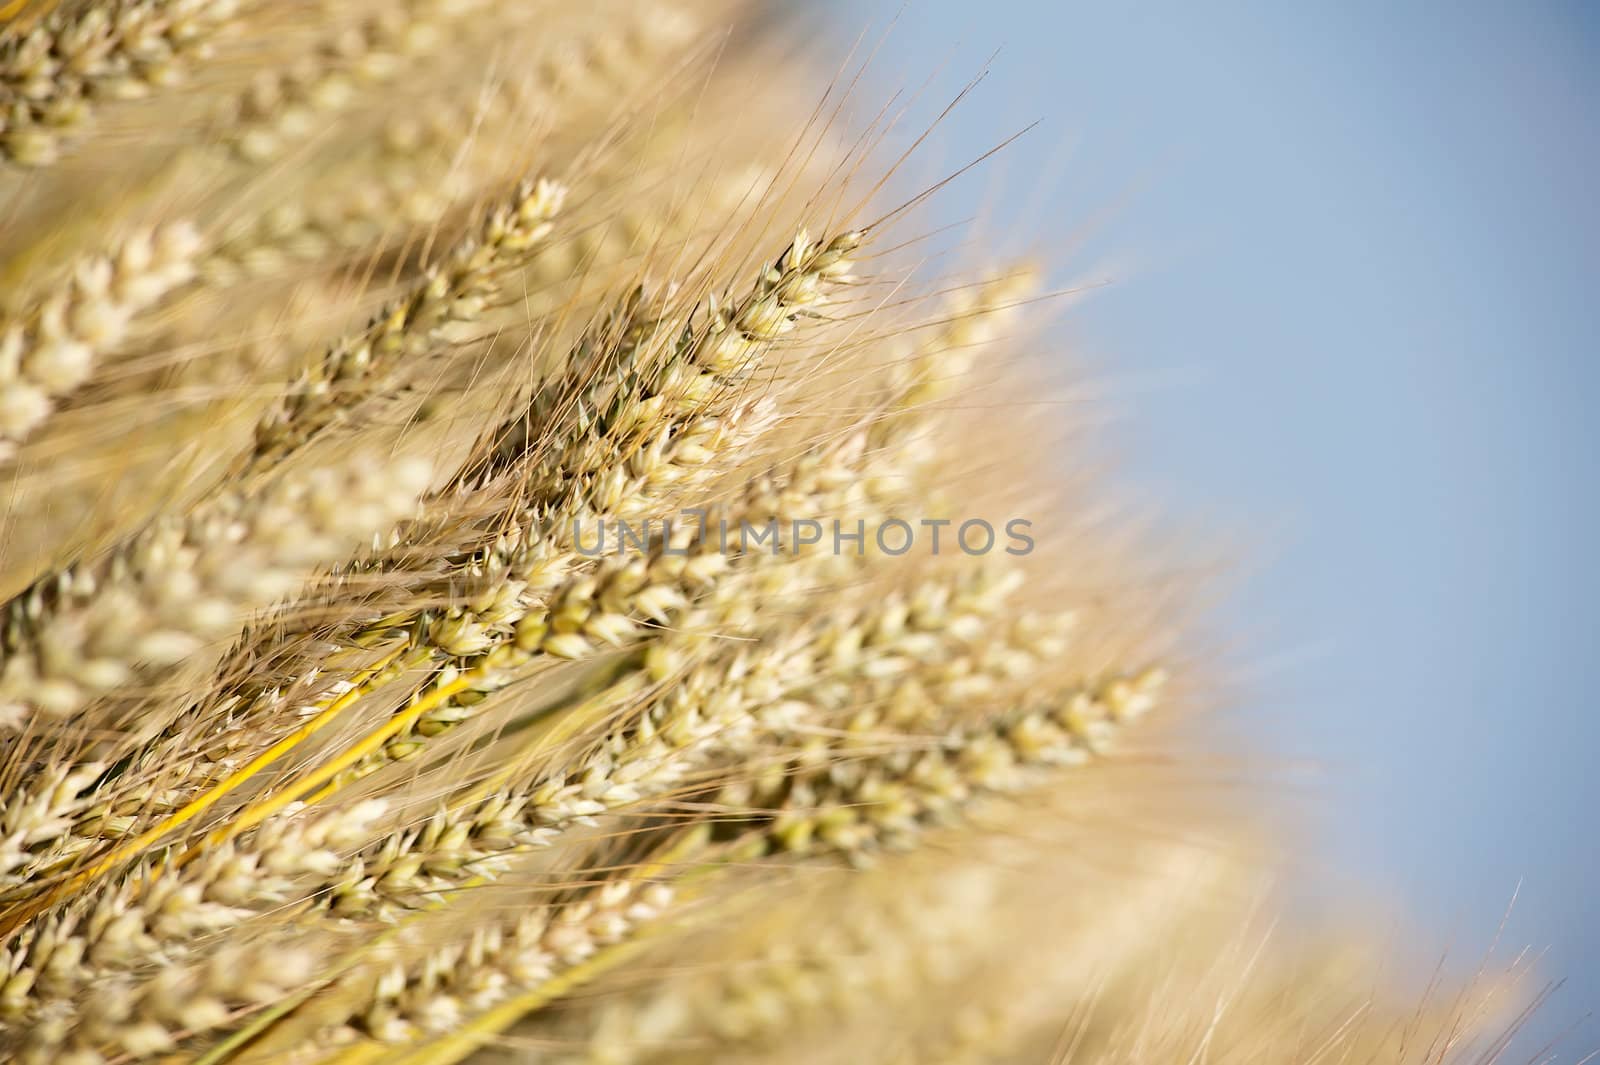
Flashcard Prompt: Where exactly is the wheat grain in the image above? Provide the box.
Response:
[278,568,1022,922]
[18,939,314,1064]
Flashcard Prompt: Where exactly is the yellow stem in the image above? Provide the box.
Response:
[0,647,412,936]
[179,668,480,860]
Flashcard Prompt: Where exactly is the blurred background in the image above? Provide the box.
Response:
[823,0,1598,1046]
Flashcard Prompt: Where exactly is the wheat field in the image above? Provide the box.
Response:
[0,2,1557,1063]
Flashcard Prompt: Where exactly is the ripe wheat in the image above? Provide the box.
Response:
[0,2,1553,1064]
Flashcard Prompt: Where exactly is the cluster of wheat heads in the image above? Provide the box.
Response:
[0,2,1554,1064]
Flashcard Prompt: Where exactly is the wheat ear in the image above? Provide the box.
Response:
[248,176,568,469]
[0,0,254,167]
[0,221,203,457]
[0,453,432,729]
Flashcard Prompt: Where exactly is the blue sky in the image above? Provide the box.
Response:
[829,0,1599,1044]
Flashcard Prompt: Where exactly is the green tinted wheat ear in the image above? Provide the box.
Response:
[0,221,202,456]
